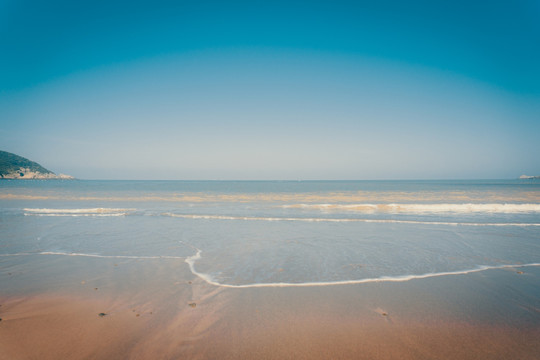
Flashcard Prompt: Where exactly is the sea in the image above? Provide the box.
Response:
[1,179,539,291]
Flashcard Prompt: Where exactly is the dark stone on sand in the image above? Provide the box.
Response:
[189,303,196,308]
[98,313,107,317]
[382,313,388,316]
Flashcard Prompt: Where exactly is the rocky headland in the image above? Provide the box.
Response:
[0,150,74,179]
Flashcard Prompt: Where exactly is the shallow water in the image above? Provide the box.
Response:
[1,180,539,289]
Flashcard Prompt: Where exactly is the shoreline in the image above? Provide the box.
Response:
[3,249,540,289]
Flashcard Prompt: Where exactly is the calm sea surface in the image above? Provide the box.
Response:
[1,180,539,288]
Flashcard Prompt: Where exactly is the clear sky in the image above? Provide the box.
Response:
[1,0,539,180]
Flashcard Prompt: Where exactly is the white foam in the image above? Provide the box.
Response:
[185,249,220,285]
[185,249,540,288]
[24,208,135,217]
[284,203,540,214]
[211,263,540,288]
[163,213,540,227]
[0,251,185,260]
[3,249,539,289]
[0,252,37,257]
[25,213,128,217]
[24,208,135,213]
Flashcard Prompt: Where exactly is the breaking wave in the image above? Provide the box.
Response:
[163,213,540,227]
[23,208,135,217]
[283,203,540,213]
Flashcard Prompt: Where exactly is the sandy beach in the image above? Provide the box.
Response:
[2,180,539,359]
[1,258,539,360]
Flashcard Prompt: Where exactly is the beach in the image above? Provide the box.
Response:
[1,180,539,359]
[1,260,539,360]
[3,0,539,357]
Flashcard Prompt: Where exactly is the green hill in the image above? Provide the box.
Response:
[0,150,73,179]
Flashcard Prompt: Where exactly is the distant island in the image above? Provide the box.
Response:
[519,175,540,180]
[0,150,74,179]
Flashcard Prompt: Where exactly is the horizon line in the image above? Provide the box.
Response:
[3,177,536,182]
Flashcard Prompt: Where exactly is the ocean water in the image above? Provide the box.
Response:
[1,180,539,289]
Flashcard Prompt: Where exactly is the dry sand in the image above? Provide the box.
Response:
[1,266,539,360]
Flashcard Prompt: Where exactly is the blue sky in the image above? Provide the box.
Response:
[1,0,539,179]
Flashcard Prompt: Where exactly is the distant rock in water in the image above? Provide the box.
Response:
[0,150,74,179]
[519,175,540,180]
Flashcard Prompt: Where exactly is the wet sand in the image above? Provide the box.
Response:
[1,261,539,360]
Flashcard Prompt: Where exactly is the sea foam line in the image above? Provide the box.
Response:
[185,249,540,288]
[3,250,539,289]
[283,203,540,214]
[0,251,185,260]
[24,213,128,217]
[164,213,540,227]
[23,208,135,217]
[24,208,135,213]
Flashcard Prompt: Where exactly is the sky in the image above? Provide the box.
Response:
[1,0,539,180]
